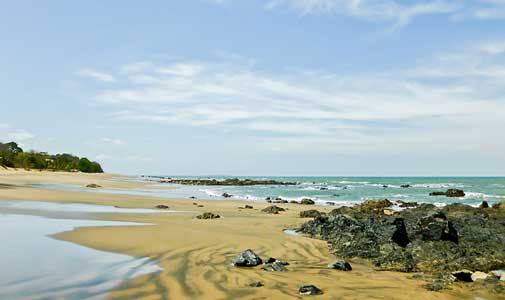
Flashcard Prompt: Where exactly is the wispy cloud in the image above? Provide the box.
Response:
[100,137,126,145]
[0,124,36,142]
[78,41,505,156]
[77,68,116,83]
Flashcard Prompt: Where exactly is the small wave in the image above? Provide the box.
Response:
[464,192,505,199]
[411,183,464,188]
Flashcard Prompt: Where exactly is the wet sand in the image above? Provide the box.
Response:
[0,169,502,300]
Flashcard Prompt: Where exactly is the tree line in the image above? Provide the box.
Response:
[0,141,103,173]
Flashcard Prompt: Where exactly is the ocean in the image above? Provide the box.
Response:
[147,176,505,207]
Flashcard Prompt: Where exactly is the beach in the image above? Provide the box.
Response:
[0,169,503,300]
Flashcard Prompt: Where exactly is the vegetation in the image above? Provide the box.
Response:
[0,141,103,173]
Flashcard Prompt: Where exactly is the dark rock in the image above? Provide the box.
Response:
[261,205,285,214]
[273,199,288,203]
[300,210,323,218]
[480,201,489,209]
[196,212,220,219]
[222,193,233,198]
[391,218,410,247]
[430,189,465,197]
[401,184,412,188]
[193,202,198,205]
[262,261,287,272]
[398,200,419,208]
[265,257,289,265]
[492,201,505,209]
[290,200,299,204]
[155,204,170,209]
[301,198,315,205]
[430,191,447,196]
[452,270,473,282]
[244,205,253,209]
[197,205,204,207]
[86,183,101,188]
[415,212,458,244]
[326,201,336,205]
[320,187,328,190]
[233,249,263,267]
[249,281,264,287]
[160,178,297,186]
[327,260,352,271]
[189,196,197,199]
[299,285,323,295]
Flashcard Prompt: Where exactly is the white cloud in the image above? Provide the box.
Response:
[0,124,36,142]
[77,68,116,83]
[100,137,126,145]
[95,153,111,160]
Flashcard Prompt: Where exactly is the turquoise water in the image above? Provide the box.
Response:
[148,176,505,207]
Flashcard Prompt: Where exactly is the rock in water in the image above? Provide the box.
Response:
[222,193,232,198]
[301,198,315,205]
[452,270,473,282]
[299,285,323,295]
[261,205,285,214]
[429,189,465,197]
[262,261,287,272]
[196,212,221,219]
[327,260,352,271]
[86,183,101,188]
[233,249,263,267]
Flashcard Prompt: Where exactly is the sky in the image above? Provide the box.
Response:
[1,0,505,176]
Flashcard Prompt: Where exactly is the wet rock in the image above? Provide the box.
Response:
[261,205,285,214]
[244,205,253,209]
[429,189,465,197]
[222,193,233,198]
[472,271,489,281]
[479,201,489,209]
[301,198,315,205]
[196,212,220,219]
[265,257,289,265]
[391,218,410,247]
[326,201,336,206]
[401,184,412,188]
[327,260,352,271]
[452,270,473,282]
[249,281,264,287]
[273,199,288,203]
[299,285,323,295]
[262,261,287,272]
[155,204,170,209]
[320,187,328,190]
[86,183,101,188]
[233,249,263,267]
[300,210,323,218]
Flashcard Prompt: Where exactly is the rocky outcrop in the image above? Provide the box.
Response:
[300,209,324,218]
[233,249,263,267]
[429,189,465,197]
[159,178,297,186]
[196,212,220,219]
[261,205,285,214]
[300,200,505,291]
[300,198,315,205]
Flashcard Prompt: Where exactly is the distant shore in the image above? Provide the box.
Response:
[0,169,502,300]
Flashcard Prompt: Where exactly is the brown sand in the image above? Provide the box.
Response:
[0,169,502,300]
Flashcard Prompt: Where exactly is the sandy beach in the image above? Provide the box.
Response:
[0,169,502,300]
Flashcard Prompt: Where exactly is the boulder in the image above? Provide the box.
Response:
[300,210,323,218]
[299,285,323,295]
[261,205,285,214]
[155,204,170,209]
[244,205,253,209]
[327,260,352,271]
[265,257,289,265]
[391,218,410,247]
[301,198,315,205]
[233,249,263,267]
[452,270,473,282]
[492,202,505,209]
[479,201,489,209]
[196,212,220,219]
[290,200,299,204]
[262,261,287,272]
[415,212,458,244]
[222,193,233,198]
[471,271,489,281]
[86,183,101,188]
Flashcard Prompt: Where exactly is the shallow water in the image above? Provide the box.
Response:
[0,202,163,300]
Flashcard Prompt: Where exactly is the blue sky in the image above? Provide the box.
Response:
[2,0,505,175]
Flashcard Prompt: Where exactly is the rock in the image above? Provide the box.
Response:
[320,187,328,190]
[359,199,393,213]
[196,212,220,219]
[197,205,204,207]
[327,260,352,271]
[452,270,473,282]
[273,199,288,204]
[492,202,505,209]
[233,249,263,267]
[193,202,198,205]
[490,270,505,278]
[398,200,419,208]
[222,193,233,198]
[401,184,412,188]
[326,201,336,206]
[262,261,287,272]
[429,189,465,197]
[261,205,285,214]
[155,204,170,209]
[415,212,458,244]
[301,198,315,205]
[479,201,489,209]
[244,205,253,209]
[391,218,410,247]
[86,183,101,188]
[472,271,489,281]
[300,210,323,218]
[424,281,446,291]
[160,178,297,186]
[189,196,197,199]
[249,281,264,287]
[265,257,289,265]
[299,285,323,295]
[290,200,299,204]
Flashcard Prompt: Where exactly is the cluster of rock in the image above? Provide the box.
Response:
[299,200,505,292]
[233,249,349,295]
[196,212,221,219]
[429,189,466,197]
[158,178,297,186]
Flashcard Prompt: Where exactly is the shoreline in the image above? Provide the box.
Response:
[0,169,503,299]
